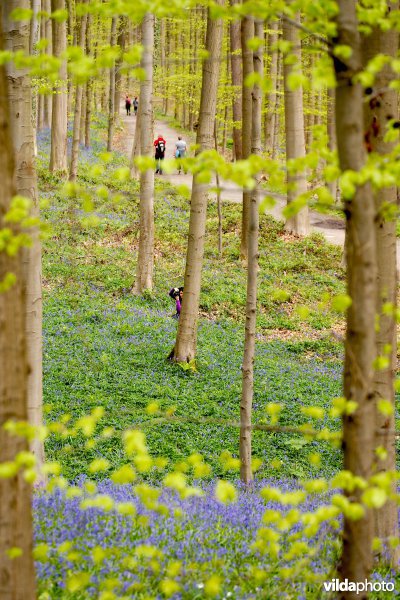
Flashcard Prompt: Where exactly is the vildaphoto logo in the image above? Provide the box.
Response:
[323,579,395,594]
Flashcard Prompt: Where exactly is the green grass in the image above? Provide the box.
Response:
[38,126,346,483]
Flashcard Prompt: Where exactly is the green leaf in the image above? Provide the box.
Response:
[51,9,68,22]
[331,294,352,313]
[10,8,33,21]
[362,487,387,509]
[333,45,352,60]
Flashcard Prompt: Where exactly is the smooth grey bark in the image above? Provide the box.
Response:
[240,15,254,262]
[334,0,377,592]
[361,14,400,566]
[115,16,126,118]
[172,3,224,363]
[229,0,242,160]
[282,15,309,235]
[107,16,117,151]
[84,13,92,148]
[0,14,36,598]
[49,0,68,173]
[3,0,44,471]
[43,0,52,129]
[69,7,88,182]
[134,13,155,293]
[240,19,263,485]
[264,19,279,154]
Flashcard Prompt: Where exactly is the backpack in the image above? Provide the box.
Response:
[156,140,165,158]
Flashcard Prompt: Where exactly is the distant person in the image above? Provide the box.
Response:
[125,95,131,116]
[175,136,187,174]
[169,287,183,318]
[154,134,166,174]
[133,96,139,116]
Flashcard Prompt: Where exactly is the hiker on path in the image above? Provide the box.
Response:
[175,136,187,174]
[125,95,131,116]
[133,96,139,116]
[154,134,166,174]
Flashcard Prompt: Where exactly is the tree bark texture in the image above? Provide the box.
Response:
[69,8,88,181]
[361,12,400,565]
[43,0,52,129]
[134,13,154,293]
[240,15,254,262]
[84,13,92,148]
[240,19,263,485]
[107,16,117,151]
[115,16,126,118]
[327,86,339,200]
[229,0,242,161]
[334,0,377,594]
[49,0,68,173]
[283,15,309,235]
[3,0,44,471]
[172,3,224,363]
[0,17,36,598]
[264,19,279,154]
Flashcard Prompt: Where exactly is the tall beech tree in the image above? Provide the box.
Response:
[69,4,88,182]
[172,3,223,363]
[282,14,309,235]
[240,15,254,262]
[3,0,44,470]
[240,19,263,485]
[264,19,279,154]
[0,17,36,598]
[229,0,242,161]
[361,14,400,564]
[333,0,377,590]
[107,16,117,152]
[49,0,68,173]
[134,13,155,293]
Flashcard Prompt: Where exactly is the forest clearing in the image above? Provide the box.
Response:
[1,0,400,599]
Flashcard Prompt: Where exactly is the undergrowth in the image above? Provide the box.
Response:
[37,124,346,483]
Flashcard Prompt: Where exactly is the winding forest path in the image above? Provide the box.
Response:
[121,110,346,249]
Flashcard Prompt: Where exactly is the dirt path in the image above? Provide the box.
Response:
[121,110,348,250]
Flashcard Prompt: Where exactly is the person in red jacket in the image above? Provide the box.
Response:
[154,135,166,174]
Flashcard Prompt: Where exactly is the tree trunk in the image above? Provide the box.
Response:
[107,16,117,151]
[240,19,263,485]
[240,15,254,262]
[361,14,400,566]
[172,3,223,363]
[272,46,281,160]
[264,19,279,154]
[327,86,339,200]
[230,1,242,161]
[134,13,154,293]
[130,99,142,177]
[3,0,44,471]
[29,0,41,153]
[283,15,309,235]
[334,0,377,592]
[79,84,86,144]
[43,0,52,129]
[84,13,93,148]
[69,8,87,182]
[66,0,75,117]
[165,19,171,116]
[49,0,68,173]
[214,122,223,258]
[115,16,126,119]
[0,17,36,599]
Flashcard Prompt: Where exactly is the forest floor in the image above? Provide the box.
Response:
[34,121,396,600]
